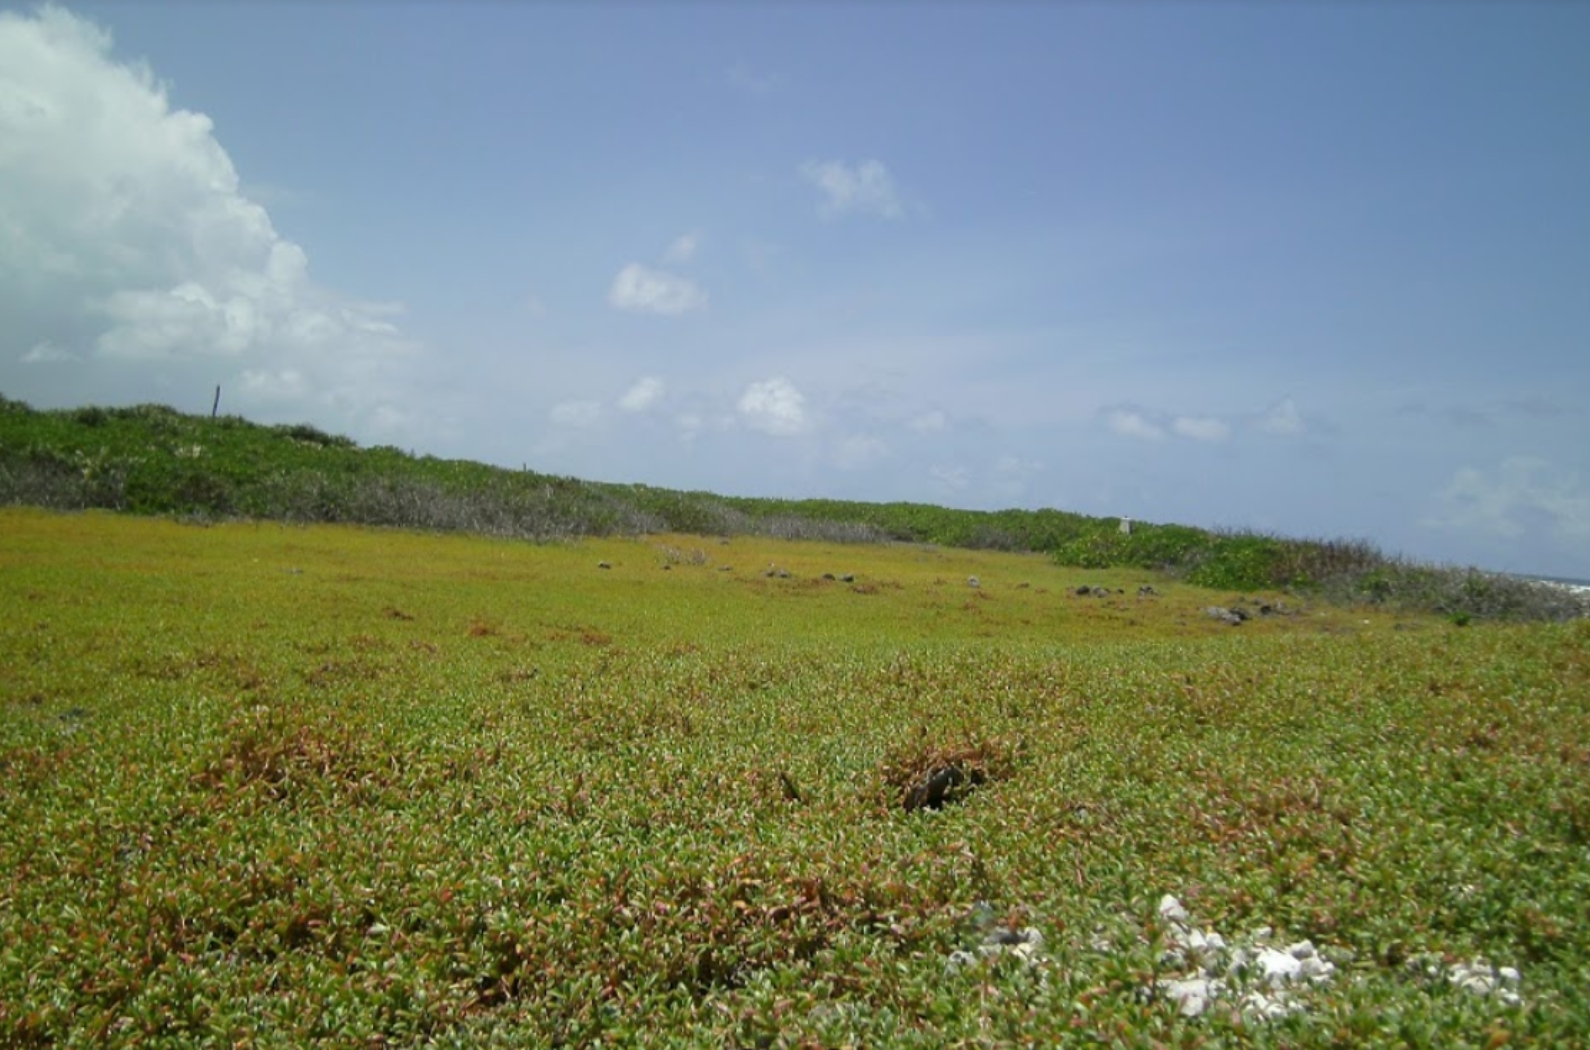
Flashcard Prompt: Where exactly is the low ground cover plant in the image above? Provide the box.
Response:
[1,508,1586,1046]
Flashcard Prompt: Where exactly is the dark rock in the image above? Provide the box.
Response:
[1203,606,1244,626]
[1076,586,1094,596]
[840,573,855,583]
[1138,585,1158,597]
[597,561,611,570]
[904,765,984,812]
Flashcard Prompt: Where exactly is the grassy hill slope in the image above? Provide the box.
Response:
[2,393,1583,621]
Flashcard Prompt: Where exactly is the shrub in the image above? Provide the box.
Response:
[274,422,356,449]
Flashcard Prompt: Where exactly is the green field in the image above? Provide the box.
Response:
[2,507,1587,1046]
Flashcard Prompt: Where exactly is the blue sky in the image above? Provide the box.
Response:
[2,2,1588,577]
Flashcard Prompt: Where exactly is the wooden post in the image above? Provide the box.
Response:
[211,385,221,418]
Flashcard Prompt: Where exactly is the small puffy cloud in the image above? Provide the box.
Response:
[617,376,665,413]
[240,368,307,400]
[675,412,704,440]
[21,340,75,363]
[800,159,904,220]
[993,455,1044,499]
[909,409,947,433]
[1258,398,1305,435]
[727,60,779,95]
[1173,416,1230,442]
[832,433,890,471]
[996,455,1044,477]
[607,263,706,315]
[1424,457,1590,542]
[663,233,699,265]
[930,464,971,490]
[737,376,807,436]
[1107,410,1164,441]
[550,399,603,429]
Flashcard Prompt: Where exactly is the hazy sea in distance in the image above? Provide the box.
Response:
[1516,573,1590,598]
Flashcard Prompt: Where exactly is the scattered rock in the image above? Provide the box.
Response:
[1138,585,1158,597]
[597,561,611,570]
[967,575,981,588]
[1445,959,1523,1005]
[945,908,1047,976]
[1151,895,1335,1020]
[1203,606,1246,626]
[948,893,1524,1023]
[1159,977,1219,1018]
[821,573,835,580]
[839,573,855,583]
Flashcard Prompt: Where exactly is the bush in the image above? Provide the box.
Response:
[274,423,356,449]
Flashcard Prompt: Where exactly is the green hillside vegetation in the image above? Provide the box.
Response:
[1,393,1583,622]
[2,507,1587,1045]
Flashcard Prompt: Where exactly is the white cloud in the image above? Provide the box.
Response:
[550,399,603,429]
[996,455,1044,476]
[607,263,706,315]
[1173,415,1230,442]
[662,232,699,265]
[1258,397,1305,435]
[727,60,779,95]
[737,376,807,436]
[1424,457,1590,543]
[21,340,75,363]
[1107,410,1164,440]
[617,376,664,413]
[930,464,971,490]
[675,412,704,441]
[240,368,306,400]
[909,409,947,433]
[832,433,890,471]
[800,159,904,220]
[0,5,417,431]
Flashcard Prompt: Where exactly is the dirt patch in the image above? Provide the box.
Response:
[875,734,1021,814]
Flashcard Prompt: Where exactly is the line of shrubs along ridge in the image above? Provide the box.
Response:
[1,393,1582,622]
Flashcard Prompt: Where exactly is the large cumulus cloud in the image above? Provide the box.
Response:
[0,4,418,434]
